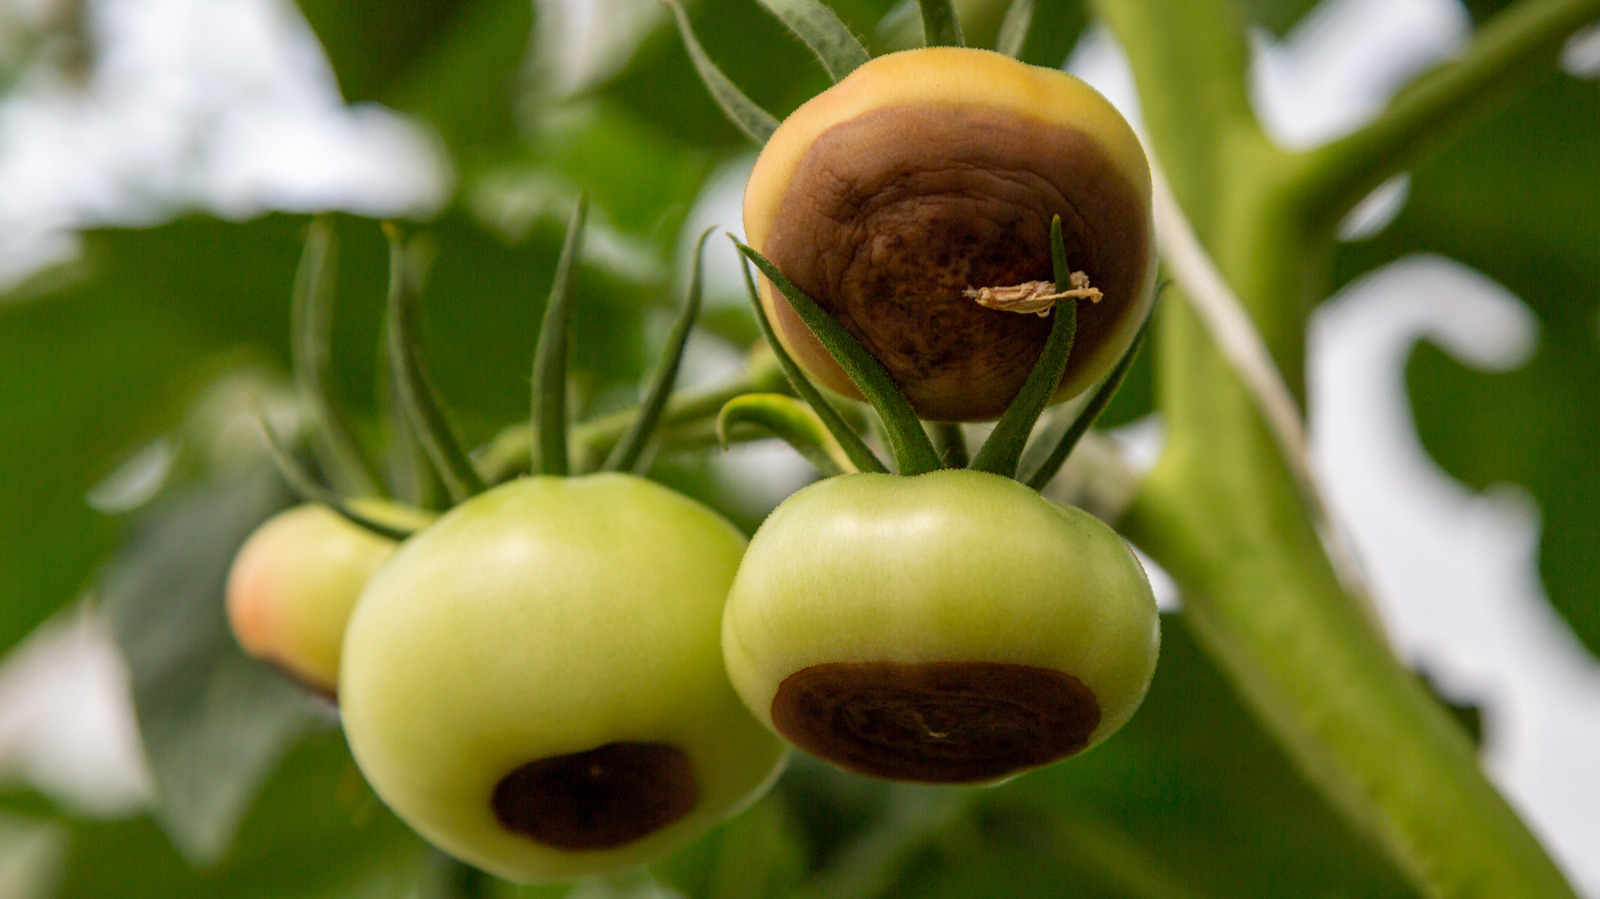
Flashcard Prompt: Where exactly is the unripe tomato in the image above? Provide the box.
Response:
[744,47,1155,422]
[338,475,788,882]
[722,470,1158,784]
[226,502,418,697]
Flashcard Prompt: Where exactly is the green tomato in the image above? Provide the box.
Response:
[722,469,1159,784]
[226,502,422,697]
[339,474,789,882]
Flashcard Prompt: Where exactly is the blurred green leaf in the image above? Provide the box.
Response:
[52,730,433,899]
[1334,69,1600,659]
[597,0,899,151]
[292,0,534,152]
[0,216,312,662]
[521,99,717,243]
[0,208,655,668]
[99,464,316,864]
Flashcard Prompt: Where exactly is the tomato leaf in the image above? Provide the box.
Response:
[291,0,533,152]
[98,465,319,864]
[1333,68,1600,659]
[48,732,435,899]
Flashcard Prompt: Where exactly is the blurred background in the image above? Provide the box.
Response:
[0,0,1595,895]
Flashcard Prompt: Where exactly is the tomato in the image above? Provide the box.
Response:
[338,474,788,882]
[226,502,423,697]
[743,47,1156,422]
[722,469,1158,784]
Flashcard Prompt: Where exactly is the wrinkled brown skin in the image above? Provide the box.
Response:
[771,660,1101,783]
[746,49,1154,422]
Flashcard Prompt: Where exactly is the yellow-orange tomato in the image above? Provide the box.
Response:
[227,502,425,697]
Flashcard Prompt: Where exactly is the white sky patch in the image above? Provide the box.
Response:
[1250,0,1469,148]
[1065,22,1143,130]
[0,612,151,818]
[0,0,446,281]
[678,153,759,310]
[1337,172,1411,241]
[1562,21,1600,77]
[1312,255,1600,897]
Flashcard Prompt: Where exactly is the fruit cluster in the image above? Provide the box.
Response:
[226,45,1159,883]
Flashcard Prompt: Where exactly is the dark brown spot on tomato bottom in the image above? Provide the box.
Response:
[762,104,1150,421]
[490,742,697,850]
[771,661,1100,783]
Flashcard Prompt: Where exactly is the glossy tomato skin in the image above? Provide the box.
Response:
[226,502,414,697]
[722,469,1158,783]
[339,474,788,882]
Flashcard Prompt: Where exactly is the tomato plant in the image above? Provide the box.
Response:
[1,0,1596,897]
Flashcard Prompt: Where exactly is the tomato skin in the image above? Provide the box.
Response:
[226,503,406,696]
[338,474,788,882]
[744,47,1155,422]
[722,469,1159,781]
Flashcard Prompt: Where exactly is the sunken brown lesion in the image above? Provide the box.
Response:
[770,660,1101,783]
[491,741,698,850]
[762,104,1150,422]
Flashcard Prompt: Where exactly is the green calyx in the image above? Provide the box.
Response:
[731,218,1147,490]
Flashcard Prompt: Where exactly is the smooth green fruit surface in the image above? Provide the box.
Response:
[339,474,788,882]
[226,502,405,697]
[722,469,1158,783]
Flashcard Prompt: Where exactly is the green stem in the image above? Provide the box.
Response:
[604,226,710,473]
[290,216,379,498]
[931,421,968,468]
[383,225,486,503]
[917,0,965,46]
[718,393,851,476]
[475,354,790,482]
[1095,0,1580,895]
[1293,0,1600,228]
[739,243,938,475]
[531,195,588,478]
[1022,310,1150,491]
[970,216,1078,479]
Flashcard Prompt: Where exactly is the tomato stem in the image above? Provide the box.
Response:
[930,421,968,469]
[666,0,778,144]
[249,400,418,542]
[717,393,852,476]
[290,216,380,498]
[1022,308,1151,490]
[738,242,941,476]
[531,195,588,478]
[603,226,710,473]
[734,242,888,474]
[917,0,965,47]
[969,216,1077,479]
[755,0,870,83]
[383,223,487,503]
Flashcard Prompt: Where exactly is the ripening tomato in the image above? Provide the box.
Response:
[226,502,427,697]
[338,474,788,882]
[722,469,1159,784]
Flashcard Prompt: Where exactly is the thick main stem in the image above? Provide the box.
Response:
[1092,0,1580,894]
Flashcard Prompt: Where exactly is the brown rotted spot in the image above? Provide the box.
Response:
[491,742,697,850]
[771,661,1100,783]
[763,104,1149,421]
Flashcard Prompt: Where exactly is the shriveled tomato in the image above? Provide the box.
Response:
[744,47,1155,422]
[722,469,1158,784]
